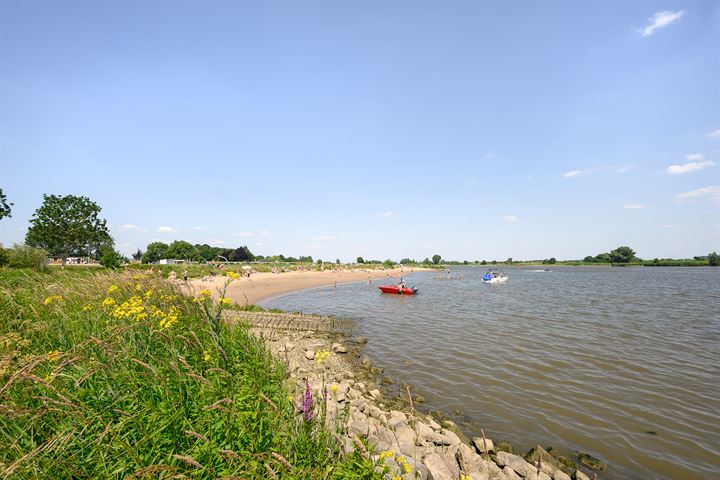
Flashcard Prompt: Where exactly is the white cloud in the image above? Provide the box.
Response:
[118,224,146,231]
[706,129,720,139]
[666,159,715,175]
[615,165,636,174]
[310,235,335,241]
[212,239,227,245]
[193,226,207,231]
[501,215,520,223]
[563,170,582,178]
[624,204,650,209]
[378,211,393,219]
[674,186,720,202]
[641,10,685,37]
[157,226,178,233]
[234,232,254,237]
[686,153,704,161]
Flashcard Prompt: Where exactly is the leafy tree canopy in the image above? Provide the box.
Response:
[142,242,169,264]
[709,251,719,267]
[166,240,197,260]
[0,188,12,221]
[25,194,112,265]
[432,254,442,265]
[609,246,638,263]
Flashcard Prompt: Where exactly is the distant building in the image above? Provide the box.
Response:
[157,259,185,265]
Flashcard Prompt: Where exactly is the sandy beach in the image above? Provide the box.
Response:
[185,267,420,305]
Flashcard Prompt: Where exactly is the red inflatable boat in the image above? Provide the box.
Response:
[378,285,418,295]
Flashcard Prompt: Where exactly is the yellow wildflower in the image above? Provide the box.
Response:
[315,349,331,365]
[107,285,119,294]
[402,460,412,474]
[47,350,62,362]
[226,271,239,280]
[392,476,402,480]
[43,295,62,305]
[144,289,154,299]
[331,384,338,394]
[82,304,93,311]
[135,283,143,291]
[220,297,232,306]
[460,475,472,480]
[102,297,116,307]
[379,449,395,460]
[199,289,212,299]
[203,351,211,361]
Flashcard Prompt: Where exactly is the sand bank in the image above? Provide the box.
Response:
[185,267,420,305]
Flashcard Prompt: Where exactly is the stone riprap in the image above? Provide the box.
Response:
[227,310,599,480]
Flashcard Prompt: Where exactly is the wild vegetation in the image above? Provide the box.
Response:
[0,269,381,478]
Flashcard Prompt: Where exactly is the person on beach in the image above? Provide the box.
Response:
[182,269,188,283]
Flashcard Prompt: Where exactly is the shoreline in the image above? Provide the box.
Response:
[183,268,606,478]
[184,267,424,305]
[227,309,599,480]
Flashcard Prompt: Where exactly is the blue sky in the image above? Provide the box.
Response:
[1,2,718,262]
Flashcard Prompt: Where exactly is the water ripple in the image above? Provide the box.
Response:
[264,266,720,480]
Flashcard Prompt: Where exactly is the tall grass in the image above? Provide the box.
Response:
[0,269,379,479]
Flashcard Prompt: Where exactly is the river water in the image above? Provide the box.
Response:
[262,266,720,479]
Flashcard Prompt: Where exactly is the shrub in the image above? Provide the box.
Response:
[99,246,123,269]
[7,244,48,270]
[0,246,8,266]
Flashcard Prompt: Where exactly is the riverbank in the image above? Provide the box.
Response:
[229,309,602,480]
[184,266,423,305]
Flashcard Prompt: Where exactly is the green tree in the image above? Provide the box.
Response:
[609,246,637,263]
[26,194,112,266]
[99,246,124,269]
[142,242,169,264]
[709,252,719,266]
[583,256,595,263]
[432,254,442,265]
[356,256,365,264]
[595,253,611,263]
[166,240,197,260]
[132,249,143,261]
[228,246,254,262]
[0,188,12,221]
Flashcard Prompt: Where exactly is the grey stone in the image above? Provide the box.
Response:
[426,417,441,430]
[503,466,522,480]
[428,431,453,446]
[395,425,417,456]
[304,350,315,360]
[572,471,590,480]
[456,443,484,473]
[355,336,368,344]
[415,421,434,441]
[331,342,348,353]
[553,471,572,480]
[349,419,369,436]
[361,355,372,369]
[369,389,382,400]
[389,410,408,428]
[440,428,462,446]
[496,452,535,478]
[472,436,495,453]
[423,453,455,480]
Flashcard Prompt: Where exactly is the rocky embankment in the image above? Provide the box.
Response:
[225,311,601,480]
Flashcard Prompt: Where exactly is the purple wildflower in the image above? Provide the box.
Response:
[303,380,312,421]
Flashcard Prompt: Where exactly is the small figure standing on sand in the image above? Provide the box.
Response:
[182,269,188,283]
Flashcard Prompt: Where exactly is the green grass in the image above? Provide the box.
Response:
[0,269,380,479]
